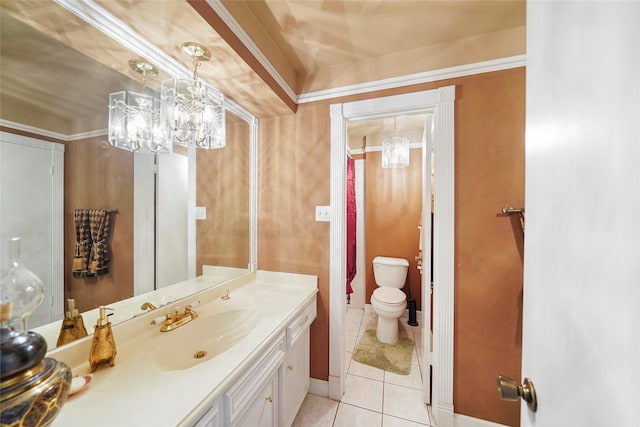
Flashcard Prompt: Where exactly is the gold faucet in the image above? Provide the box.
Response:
[140,302,157,311]
[151,305,198,332]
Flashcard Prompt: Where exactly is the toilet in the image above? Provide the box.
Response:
[371,256,409,344]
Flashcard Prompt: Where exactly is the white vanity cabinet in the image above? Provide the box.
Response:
[199,296,316,427]
[280,301,315,427]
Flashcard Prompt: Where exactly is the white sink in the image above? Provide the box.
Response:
[152,309,257,371]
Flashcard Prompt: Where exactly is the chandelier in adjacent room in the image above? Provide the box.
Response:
[108,59,170,153]
[381,118,410,169]
[160,42,225,149]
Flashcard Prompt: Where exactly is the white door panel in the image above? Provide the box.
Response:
[0,135,64,328]
[522,1,639,425]
[156,152,188,288]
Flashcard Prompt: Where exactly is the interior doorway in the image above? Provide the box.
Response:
[329,86,456,423]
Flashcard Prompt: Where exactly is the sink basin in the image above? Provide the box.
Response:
[152,309,257,371]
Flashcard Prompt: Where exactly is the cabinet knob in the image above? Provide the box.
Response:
[298,315,308,328]
[265,395,273,403]
[287,365,294,371]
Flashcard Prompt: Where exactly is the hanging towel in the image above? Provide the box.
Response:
[346,157,356,295]
[72,209,91,278]
[87,209,112,276]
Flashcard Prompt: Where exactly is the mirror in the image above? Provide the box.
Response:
[0,6,256,348]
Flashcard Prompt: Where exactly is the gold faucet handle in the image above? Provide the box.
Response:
[140,302,157,311]
[151,314,169,326]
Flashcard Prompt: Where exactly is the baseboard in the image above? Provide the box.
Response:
[435,410,510,427]
[308,378,329,398]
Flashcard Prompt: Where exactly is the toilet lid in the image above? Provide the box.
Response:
[373,288,406,305]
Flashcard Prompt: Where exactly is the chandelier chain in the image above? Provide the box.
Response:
[192,58,200,81]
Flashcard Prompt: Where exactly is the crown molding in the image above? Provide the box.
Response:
[67,129,108,141]
[0,119,108,142]
[349,142,423,155]
[0,119,69,141]
[298,55,526,103]
[54,0,192,80]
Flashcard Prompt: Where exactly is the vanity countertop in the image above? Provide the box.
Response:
[48,271,318,427]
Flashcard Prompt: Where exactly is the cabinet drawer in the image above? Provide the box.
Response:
[224,334,285,425]
[286,300,316,348]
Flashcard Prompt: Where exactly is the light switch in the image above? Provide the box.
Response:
[315,206,331,222]
[194,206,207,220]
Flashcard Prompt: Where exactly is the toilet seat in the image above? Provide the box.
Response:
[372,287,406,306]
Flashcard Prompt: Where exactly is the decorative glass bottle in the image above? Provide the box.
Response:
[0,237,44,331]
[0,237,71,427]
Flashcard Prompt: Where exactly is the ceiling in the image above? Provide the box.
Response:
[0,0,525,136]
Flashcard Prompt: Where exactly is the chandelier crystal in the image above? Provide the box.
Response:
[161,42,225,149]
[108,59,170,153]
[382,136,410,169]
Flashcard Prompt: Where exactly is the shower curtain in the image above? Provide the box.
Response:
[346,156,356,296]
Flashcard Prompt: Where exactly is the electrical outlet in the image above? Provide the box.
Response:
[315,206,331,222]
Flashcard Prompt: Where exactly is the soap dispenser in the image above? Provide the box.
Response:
[56,298,88,346]
[89,306,116,372]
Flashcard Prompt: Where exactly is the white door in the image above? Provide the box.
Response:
[421,116,433,404]
[156,152,189,288]
[0,133,64,328]
[521,2,639,425]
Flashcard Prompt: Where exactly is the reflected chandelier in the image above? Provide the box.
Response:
[108,59,171,153]
[381,119,410,169]
[160,42,225,149]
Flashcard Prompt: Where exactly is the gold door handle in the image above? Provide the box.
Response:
[497,375,537,412]
[287,365,294,371]
[265,395,273,403]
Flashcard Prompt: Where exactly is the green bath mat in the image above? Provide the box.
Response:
[352,329,414,375]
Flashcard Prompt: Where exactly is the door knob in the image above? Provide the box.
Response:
[497,375,537,412]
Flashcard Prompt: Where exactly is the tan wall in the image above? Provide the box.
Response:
[258,67,525,427]
[365,149,423,310]
[196,120,251,273]
[64,136,134,313]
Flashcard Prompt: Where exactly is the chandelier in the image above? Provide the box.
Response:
[108,59,171,153]
[160,42,225,149]
[381,119,410,168]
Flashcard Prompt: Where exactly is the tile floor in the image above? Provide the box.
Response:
[292,307,432,427]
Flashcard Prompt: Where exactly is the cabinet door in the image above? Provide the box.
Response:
[235,375,277,427]
[281,330,310,427]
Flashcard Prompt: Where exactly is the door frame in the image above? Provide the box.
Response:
[328,86,455,421]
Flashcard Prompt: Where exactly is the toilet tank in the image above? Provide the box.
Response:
[372,256,409,288]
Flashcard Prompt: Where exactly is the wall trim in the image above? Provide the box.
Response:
[350,142,423,155]
[300,55,525,103]
[0,119,69,141]
[1,119,107,142]
[309,378,329,398]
